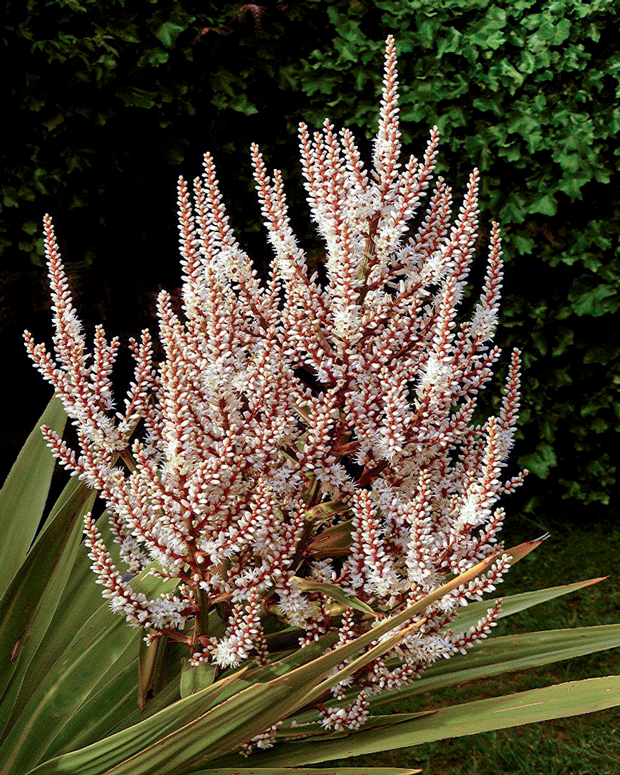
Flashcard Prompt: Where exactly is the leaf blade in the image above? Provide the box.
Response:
[1,509,130,737]
[370,623,620,706]
[22,549,515,775]
[187,769,421,775]
[448,576,606,633]
[0,475,95,724]
[0,566,176,773]
[247,675,620,766]
[0,395,66,597]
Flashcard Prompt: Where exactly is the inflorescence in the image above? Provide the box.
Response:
[26,36,526,748]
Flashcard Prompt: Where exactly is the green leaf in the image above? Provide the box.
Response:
[518,442,557,479]
[4,510,130,733]
[22,668,255,775]
[370,624,620,706]
[0,566,176,773]
[286,577,612,728]
[448,576,606,633]
[276,709,436,743]
[70,625,422,774]
[39,640,140,760]
[113,636,335,740]
[115,672,182,733]
[154,22,185,48]
[292,577,376,617]
[450,576,607,632]
[248,676,620,767]
[0,475,95,729]
[180,660,217,700]
[529,194,557,216]
[187,770,421,775]
[0,395,66,597]
[569,280,620,317]
[118,87,157,109]
[23,552,509,774]
[42,114,65,131]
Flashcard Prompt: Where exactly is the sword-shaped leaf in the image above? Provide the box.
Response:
[111,636,336,739]
[370,623,620,706]
[0,567,176,774]
[277,711,435,742]
[243,675,620,767]
[0,395,66,598]
[40,642,140,760]
[0,475,95,730]
[449,576,606,633]
[187,769,421,775]
[284,577,618,728]
[2,510,128,736]
[22,549,516,775]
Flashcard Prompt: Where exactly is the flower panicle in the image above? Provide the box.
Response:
[27,37,526,747]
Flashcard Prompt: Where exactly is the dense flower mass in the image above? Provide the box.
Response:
[26,37,526,744]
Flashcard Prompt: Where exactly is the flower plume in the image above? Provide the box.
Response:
[26,36,526,747]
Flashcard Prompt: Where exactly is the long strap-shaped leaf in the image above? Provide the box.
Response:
[274,710,436,743]
[372,623,620,705]
[0,395,66,598]
[448,576,605,633]
[4,510,130,735]
[0,475,95,729]
[188,770,421,775]
[231,675,620,767]
[39,639,143,761]
[52,625,620,753]
[188,769,421,775]
[46,627,339,762]
[0,567,176,774]
[23,547,517,775]
[22,616,423,775]
[109,633,335,741]
[280,621,620,729]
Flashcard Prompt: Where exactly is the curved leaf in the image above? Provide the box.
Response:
[22,551,511,775]
[370,623,620,706]
[2,510,129,735]
[0,475,95,728]
[449,576,606,633]
[243,675,620,767]
[0,567,175,774]
[188,770,421,775]
[38,641,140,761]
[0,394,66,597]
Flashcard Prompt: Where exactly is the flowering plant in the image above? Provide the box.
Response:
[1,37,619,775]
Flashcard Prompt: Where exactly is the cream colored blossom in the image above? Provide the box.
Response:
[26,36,527,744]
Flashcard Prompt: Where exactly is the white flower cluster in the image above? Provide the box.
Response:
[27,36,527,749]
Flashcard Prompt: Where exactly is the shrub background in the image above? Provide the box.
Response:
[2,0,618,530]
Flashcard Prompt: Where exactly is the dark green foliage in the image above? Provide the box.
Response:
[2,0,618,524]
